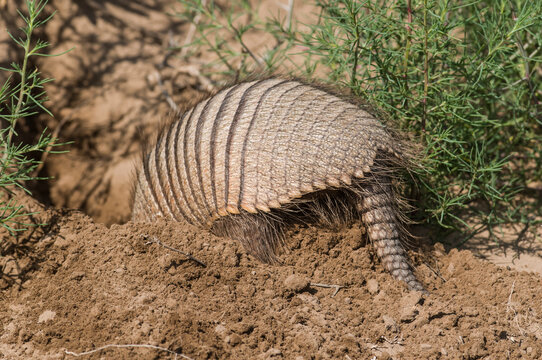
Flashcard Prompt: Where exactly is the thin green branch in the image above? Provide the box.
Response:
[1,0,70,234]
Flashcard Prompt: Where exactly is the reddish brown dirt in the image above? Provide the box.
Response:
[2,201,542,359]
[1,1,542,359]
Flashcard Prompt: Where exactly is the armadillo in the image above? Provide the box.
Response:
[132,78,425,291]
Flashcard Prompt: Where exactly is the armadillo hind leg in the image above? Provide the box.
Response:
[360,179,426,292]
[210,213,285,264]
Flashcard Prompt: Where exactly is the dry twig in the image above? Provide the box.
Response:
[150,70,179,112]
[64,343,193,359]
[179,0,207,58]
[176,63,216,92]
[505,280,525,336]
[505,280,541,337]
[143,235,206,267]
[279,0,294,31]
[424,260,447,282]
[310,282,345,297]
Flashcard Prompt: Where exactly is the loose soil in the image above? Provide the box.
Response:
[1,1,541,359]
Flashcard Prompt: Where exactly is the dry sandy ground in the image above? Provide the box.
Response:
[1,0,541,359]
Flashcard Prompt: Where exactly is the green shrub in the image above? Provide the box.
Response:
[0,0,68,233]
[176,0,542,242]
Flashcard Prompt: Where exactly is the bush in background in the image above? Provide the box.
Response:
[176,0,541,242]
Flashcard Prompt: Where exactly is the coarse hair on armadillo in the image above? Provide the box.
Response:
[131,76,425,291]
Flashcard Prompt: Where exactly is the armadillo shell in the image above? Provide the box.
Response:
[132,78,399,225]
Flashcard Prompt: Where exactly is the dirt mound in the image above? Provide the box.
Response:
[1,207,541,359]
[1,0,542,359]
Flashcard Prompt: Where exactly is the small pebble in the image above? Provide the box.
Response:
[400,292,421,323]
[367,279,379,294]
[433,242,446,256]
[231,322,254,334]
[38,310,56,324]
[69,271,85,281]
[284,274,309,293]
[226,334,242,346]
[214,324,227,337]
[258,348,282,359]
[382,315,398,331]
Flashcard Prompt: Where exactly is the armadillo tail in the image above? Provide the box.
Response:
[372,236,426,292]
[361,180,426,292]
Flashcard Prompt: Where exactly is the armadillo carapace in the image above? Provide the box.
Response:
[132,78,425,291]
